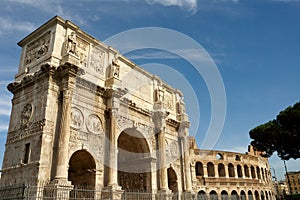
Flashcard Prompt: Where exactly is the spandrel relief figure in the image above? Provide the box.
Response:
[67,32,77,55]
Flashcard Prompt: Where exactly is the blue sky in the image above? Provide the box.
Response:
[0,0,299,180]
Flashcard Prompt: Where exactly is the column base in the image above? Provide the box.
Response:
[157,189,172,200]
[103,185,123,200]
[182,191,195,200]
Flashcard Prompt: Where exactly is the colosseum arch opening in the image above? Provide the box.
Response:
[228,163,235,177]
[117,128,151,192]
[221,190,229,200]
[218,163,226,177]
[207,162,215,177]
[231,190,239,200]
[198,190,207,200]
[68,150,96,188]
[248,191,254,200]
[209,190,218,200]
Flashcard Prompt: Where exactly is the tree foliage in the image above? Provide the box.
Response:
[249,102,300,160]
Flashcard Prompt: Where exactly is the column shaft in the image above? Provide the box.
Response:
[107,113,119,188]
[158,131,168,190]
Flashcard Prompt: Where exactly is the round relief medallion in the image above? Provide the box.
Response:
[170,141,178,157]
[70,107,84,129]
[20,104,33,125]
[86,114,102,134]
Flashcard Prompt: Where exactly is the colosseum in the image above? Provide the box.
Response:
[0,16,274,200]
[189,138,274,200]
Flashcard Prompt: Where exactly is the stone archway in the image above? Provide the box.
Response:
[68,150,96,188]
[167,167,178,193]
[117,128,151,192]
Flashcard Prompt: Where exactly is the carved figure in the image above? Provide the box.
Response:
[178,97,186,114]
[86,114,102,134]
[71,108,83,129]
[111,60,120,78]
[67,32,77,55]
[157,86,164,102]
[20,104,33,125]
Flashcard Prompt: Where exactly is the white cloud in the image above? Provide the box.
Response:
[3,0,86,25]
[126,48,213,64]
[0,125,8,132]
[0,96,12,117]
[0,17,35,36]
[146,0,198,12]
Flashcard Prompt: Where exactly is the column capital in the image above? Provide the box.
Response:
[153,110,169,134]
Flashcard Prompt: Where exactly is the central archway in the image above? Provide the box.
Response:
[167,167,178,193]
[117,128,152,192]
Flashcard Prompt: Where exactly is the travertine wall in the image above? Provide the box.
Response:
[189,137,275,199]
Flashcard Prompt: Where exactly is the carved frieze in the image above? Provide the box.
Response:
[25,31,51,65]
[116,115,153,135]
[89,47,105,75]
[86,114,103,134]
[20,104,33,125]
[117,115,134,129]
[118,171,147,191]
[7,119,46,144]
[70,107,84,129]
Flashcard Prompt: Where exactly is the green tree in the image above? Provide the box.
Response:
[249,102,300,160]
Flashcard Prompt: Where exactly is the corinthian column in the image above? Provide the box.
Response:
[153,110,169,191]
[107,107,119,188]
[179,121,193,193]
[53,64,79,182]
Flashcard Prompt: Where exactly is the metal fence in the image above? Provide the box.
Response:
[0,185,196,200]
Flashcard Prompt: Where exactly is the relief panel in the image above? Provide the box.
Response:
[86,114,103,134]
[24,31,51,65]
[89,47,105,76]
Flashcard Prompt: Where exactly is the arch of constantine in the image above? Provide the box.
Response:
[0,16,274,199]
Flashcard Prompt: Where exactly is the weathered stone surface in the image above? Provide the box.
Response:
[0,16,275,200]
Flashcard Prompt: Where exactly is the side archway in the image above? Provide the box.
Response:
[68,150,96,188]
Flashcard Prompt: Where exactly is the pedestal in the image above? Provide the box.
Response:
[182,191,195,200]
[44,179,73,200]
[102,185,123,200]
[157,189,172,200]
